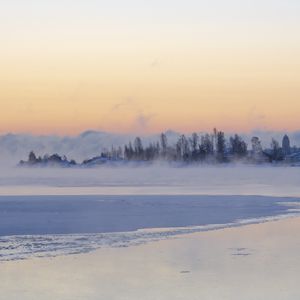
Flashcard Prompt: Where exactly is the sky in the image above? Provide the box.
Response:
[0,0,300,135]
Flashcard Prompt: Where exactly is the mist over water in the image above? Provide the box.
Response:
[0,165,299,197]
[0,130,300,167]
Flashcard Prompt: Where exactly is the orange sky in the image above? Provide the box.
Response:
[0,1,300,135]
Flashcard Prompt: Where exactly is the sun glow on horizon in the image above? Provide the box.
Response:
[0,0,300,135]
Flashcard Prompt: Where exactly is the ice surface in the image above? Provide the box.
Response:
[0,195,299,261]
[1,165,300,261]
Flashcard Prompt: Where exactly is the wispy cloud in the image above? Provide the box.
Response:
[248,106,266,129]
[150,58,160,68]
[111,98,135,112]
[134,113,156,131]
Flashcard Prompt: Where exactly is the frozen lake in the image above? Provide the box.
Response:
[0,165,300,261]
[1,166,300,299]
[0,194,300,261]
[0,195,299,236]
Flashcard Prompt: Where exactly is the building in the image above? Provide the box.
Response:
[251,137,262,156]
[282,134,291,156]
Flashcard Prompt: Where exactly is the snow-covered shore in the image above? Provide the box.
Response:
[1,217,300,300]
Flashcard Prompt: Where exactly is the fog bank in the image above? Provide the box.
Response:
[1,130,300,166]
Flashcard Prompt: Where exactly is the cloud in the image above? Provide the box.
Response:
[111,98,157,133]
[111,98,135,112]
[135,113,156,131]
[150,58,160,68]
[247,106,266,129]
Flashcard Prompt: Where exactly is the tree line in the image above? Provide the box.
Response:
[20,129,296,167]
[110,129,290,164]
